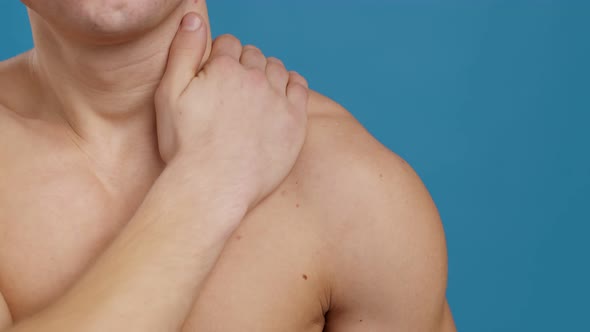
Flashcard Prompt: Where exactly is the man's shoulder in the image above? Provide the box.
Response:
[0,55,40,168]
[297,89,443,243]
[299,90,422,219]
[0,52,54,146]
[299,92,450,328]
[0,52,39,118]
[0,54,24,106]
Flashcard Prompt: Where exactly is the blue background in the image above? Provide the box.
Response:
[1,0,589,330]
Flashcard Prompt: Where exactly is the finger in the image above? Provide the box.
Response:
[160,13,208,97]
[210,34,243,62]
[287,80,309,113]
[266,57,289,94]
[240,45,267,71]
[288,71,309,89]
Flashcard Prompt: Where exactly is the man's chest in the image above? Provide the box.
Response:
[0,165,330,331]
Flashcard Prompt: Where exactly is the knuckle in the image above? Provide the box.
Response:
[289,71,308,86]
[210,55,239,71]
[243,44,262,54]
[241,48,261,61]
[266,60,287,75]
[215,34,241,47]
[242,48,265,64]
[290,83,309,102]
[267,57,285,67]
[245,68,268,86]
[289,70,301,80]
[288,82,302,95]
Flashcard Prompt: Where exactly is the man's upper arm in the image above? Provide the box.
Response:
[313,116,456,331]
[0,291,12,330]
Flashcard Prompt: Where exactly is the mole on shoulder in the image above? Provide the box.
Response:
[359,319,363,322]
[296,203,300,208]
[302,274,308,280]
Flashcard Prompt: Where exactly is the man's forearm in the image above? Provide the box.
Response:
[7,164,247,332]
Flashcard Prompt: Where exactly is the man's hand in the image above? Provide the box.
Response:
[155,13,309,211]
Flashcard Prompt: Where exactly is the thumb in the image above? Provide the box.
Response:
[161,13,208,97]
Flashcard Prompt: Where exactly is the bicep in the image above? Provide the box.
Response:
[0,291,12,330]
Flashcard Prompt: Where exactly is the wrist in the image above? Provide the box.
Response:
[154,158,251,229]
[165,155,258,204]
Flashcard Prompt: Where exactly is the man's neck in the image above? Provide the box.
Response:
[27,0,211,157]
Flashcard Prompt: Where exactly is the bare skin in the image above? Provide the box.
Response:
[0,0,456,331]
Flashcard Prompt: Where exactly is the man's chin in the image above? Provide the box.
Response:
[27,0,186,46]
[73,19,155,46]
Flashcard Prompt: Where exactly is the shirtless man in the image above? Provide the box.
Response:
[0,0,456,331]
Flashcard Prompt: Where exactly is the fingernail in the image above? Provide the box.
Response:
[181,14,202,31]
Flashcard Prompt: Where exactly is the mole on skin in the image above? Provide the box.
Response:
[302,274,308,280]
